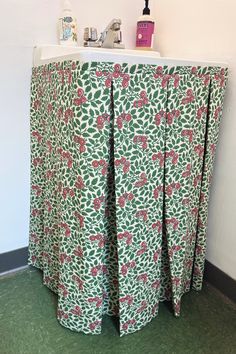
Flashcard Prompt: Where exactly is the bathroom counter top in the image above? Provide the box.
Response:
[33,45,228,68]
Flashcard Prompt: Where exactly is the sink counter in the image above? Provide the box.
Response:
[33,45,228,68]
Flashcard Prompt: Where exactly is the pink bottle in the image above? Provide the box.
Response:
[136,0,155,50]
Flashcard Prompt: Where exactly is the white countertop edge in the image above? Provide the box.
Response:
[33,45,228,68]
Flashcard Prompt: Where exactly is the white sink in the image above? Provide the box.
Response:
[33,45,227,68]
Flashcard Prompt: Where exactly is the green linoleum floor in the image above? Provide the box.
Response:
[0,267,236,354]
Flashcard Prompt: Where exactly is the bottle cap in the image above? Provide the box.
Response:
[143,0,150,15]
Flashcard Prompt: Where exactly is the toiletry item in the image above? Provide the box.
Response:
[59,0,78,46]
[136,0,155,50]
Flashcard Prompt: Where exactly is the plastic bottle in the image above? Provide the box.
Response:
[136,0,155,50]
[59,0,78,46]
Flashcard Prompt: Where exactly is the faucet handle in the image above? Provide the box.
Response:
[84,27,98,42]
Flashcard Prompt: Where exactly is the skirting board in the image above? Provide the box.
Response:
[204,260,236,303]
[0,247,28,274]
[0,248,235,303]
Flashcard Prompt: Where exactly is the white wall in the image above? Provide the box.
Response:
[0,0,144,254]
[0,0,235,280]
[154,0,236,279]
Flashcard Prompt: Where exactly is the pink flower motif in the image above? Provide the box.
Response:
[33,99,41,110]
[137,273,148,283]
[181,129,193,143]
[153,249,161,263]
[182,89,195,104]
[74,246,83,258]
[74,98,82,106]
[118,196,126,208]
[72,275,84,290]
[161,75,169,88]
[152,221,162,234]
[214,107,221,120]
[123,161,130,174]
[88,297,103,308]
[122,319,136,331]
[182,163,191,178]
[125,113,131,122]
[193,175,202,187]
[174,74,180,88]
[120,295,134,306]
[118,231,133,245]
[136,241,147,256]
[121,264,128,276]
[31,209,40,217]
[97,115,105,130]
[74,212,84,228]
[114,63,121,72]
[75,176,85,189]
[116,112,132,129]
[203,74,210,86]
[173,277,181,286]
[74,89,87,106]
[122,80,129,88]
[57,309,69,319]
[32,185,42,197]
[137,300,147,313]
[94,198,102,211]
[89,320,101,331]
[200,192,205,202]
[133,91,149,108]
[64,108,74,124]
[46,140,52,153]
[92,160,99,168]
[77,88,84,97]
[194,144,204,157]
[151,280,161,289]
[105,79,112,88]
[152,152,164,167]
[196,245,203,255]
[136,210,148,221]
[45,200,52,213]
[210,144,216,155]
[89,234,106,248]
[30,233,39,243]
[63,225,71,237]
[32,131,42,143]
[135,173,147,188]
[96,71,103,77]
[71,305,82,316]
[154,66,163,79]
[91,267,98,276]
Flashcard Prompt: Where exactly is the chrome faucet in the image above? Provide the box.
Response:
[84,19,125,49]
[100,19,125,49]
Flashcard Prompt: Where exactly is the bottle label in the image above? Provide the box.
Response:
[59,16,78,43]
[136,21,155,48]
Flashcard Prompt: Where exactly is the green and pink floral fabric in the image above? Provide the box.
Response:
[28,61,228,336]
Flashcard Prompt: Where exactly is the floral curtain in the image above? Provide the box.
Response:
[28,61,228,336]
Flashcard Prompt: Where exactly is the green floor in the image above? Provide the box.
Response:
[0,267,235,354]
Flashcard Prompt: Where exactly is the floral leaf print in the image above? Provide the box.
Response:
[28,61,228,336]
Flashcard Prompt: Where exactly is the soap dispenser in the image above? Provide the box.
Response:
[59,0,78,46]
[136,0,155,50]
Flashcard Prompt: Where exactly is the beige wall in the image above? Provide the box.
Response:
[154,0,236,279]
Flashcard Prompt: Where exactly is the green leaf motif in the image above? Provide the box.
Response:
[82,62,89,72]
[94,90,101,99]
[129,65,136,74]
